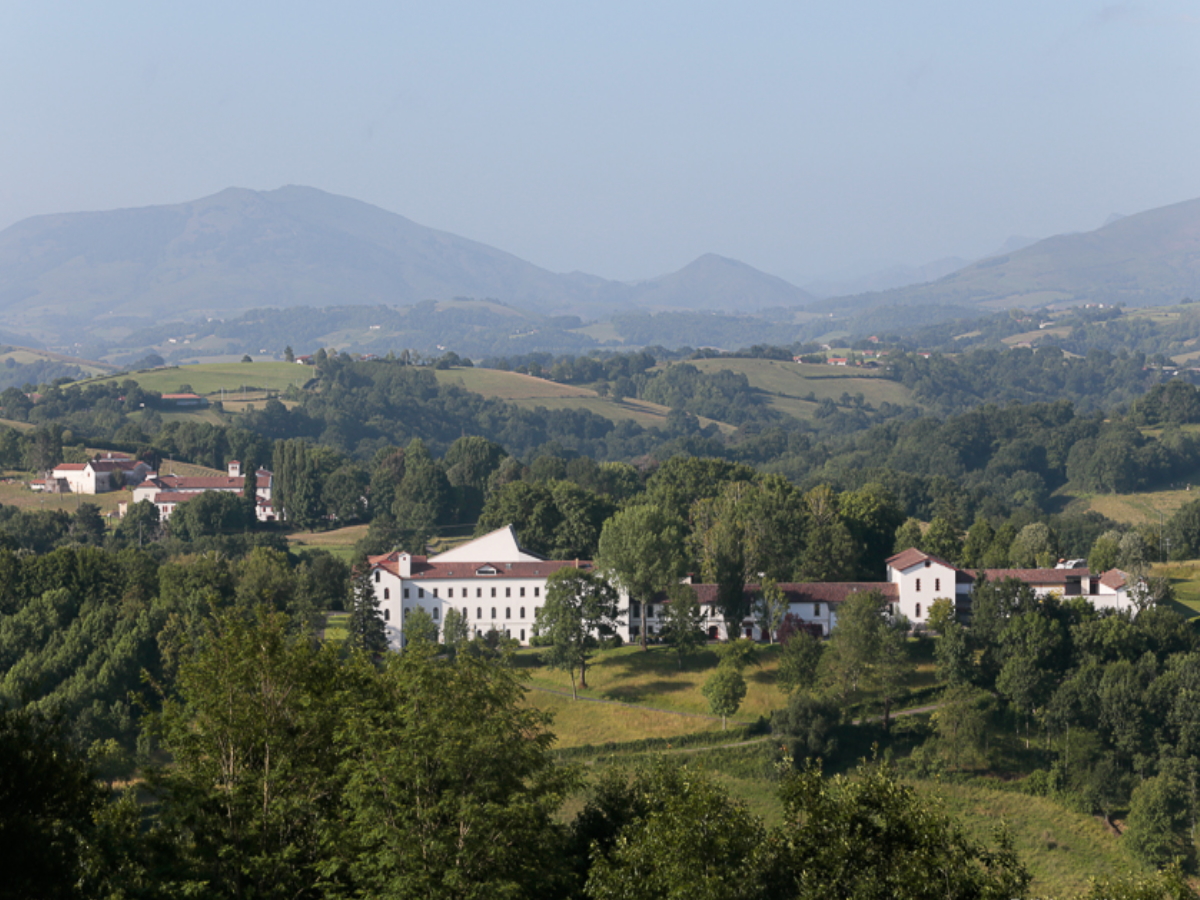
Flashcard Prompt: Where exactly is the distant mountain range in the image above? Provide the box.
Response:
[0,186,812,343]
[2,185,1200,355]
[816,198,1200,314]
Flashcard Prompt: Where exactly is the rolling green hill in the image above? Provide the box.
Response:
[432,366,736,432]
[83,361,315,395]
[683,357,916,419]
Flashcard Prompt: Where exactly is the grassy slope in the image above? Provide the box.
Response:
[0,479,128,515]
[912,780,1140,897]
[433,367,734,432]
[682,357,915,420]
[0,346,114,376]
[80,362,314,395]
[515,639,1145,895]
[288,523,369,562]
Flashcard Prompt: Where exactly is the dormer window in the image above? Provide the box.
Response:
[476,565,498,576]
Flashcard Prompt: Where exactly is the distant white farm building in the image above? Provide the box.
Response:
[121,460,278,522]
[41,455,155,494]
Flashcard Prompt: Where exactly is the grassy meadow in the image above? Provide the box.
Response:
[288,523,369,562]
[81,361,314,395]
[682,357,915,420]
[432,366,732,431]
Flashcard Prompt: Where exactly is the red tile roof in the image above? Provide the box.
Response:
[90,459,145,472]
[158,476,244,491]
[688,582,896,606]
[53,463,87,471]
[1100,569,1130,590]
[368,555,591,579]
[978,568,1087,584]
[886,548,960,572]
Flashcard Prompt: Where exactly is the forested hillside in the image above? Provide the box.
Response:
[8,333,1200,896]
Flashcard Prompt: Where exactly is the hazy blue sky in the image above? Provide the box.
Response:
[2,2,1198,284]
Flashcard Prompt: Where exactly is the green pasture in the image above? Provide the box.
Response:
[682,357,915,419]
[1061,484,1200,527]
[288,523,369,562]
[0,346,114,376]
[0,478,128,516]
[80,361,314,395]
[433,366,732,431]
[912,779,1139,897]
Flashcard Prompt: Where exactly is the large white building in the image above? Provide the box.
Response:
[368,528,1142,650]
[368,526,592,650]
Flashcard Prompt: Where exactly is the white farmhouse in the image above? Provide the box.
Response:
[49,455,154,494]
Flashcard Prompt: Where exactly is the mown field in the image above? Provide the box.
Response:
[0,478,128,516]
[1062,485,1200,526]
[288,523,369,562]
[682,357,915,420]
[432,366,733,431]
[0,345,114,377]
[80,361,315,395]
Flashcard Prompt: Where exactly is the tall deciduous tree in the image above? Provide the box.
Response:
[754,577,789,644]
[391,438,452,551]
[582,762,774,900]
[534,568,618,698]
[150,610,346,900]
[797,485,858,582]
[597,504,687,650]
[333,646,577,899]
[777,627,825,696]
[776,759,1031,899]
[659,582,706,669]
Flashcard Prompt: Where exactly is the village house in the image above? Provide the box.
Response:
[369,528,1142,650]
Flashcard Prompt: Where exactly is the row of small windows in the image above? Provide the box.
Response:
[402,606,535,621]
[390,585,540,600]
[913,578,941,592]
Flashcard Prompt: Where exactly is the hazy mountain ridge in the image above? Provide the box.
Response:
[0,186,810,343]
[813,198,1200,314]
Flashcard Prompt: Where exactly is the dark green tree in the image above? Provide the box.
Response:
[347,568,388,654]
[534,568,619,698]
[597,504,687,650]
[776,758,1031,900]
[776,627,825,695]
[702,664,747,730]
[659,582,707,669]
[332,647,577,899]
